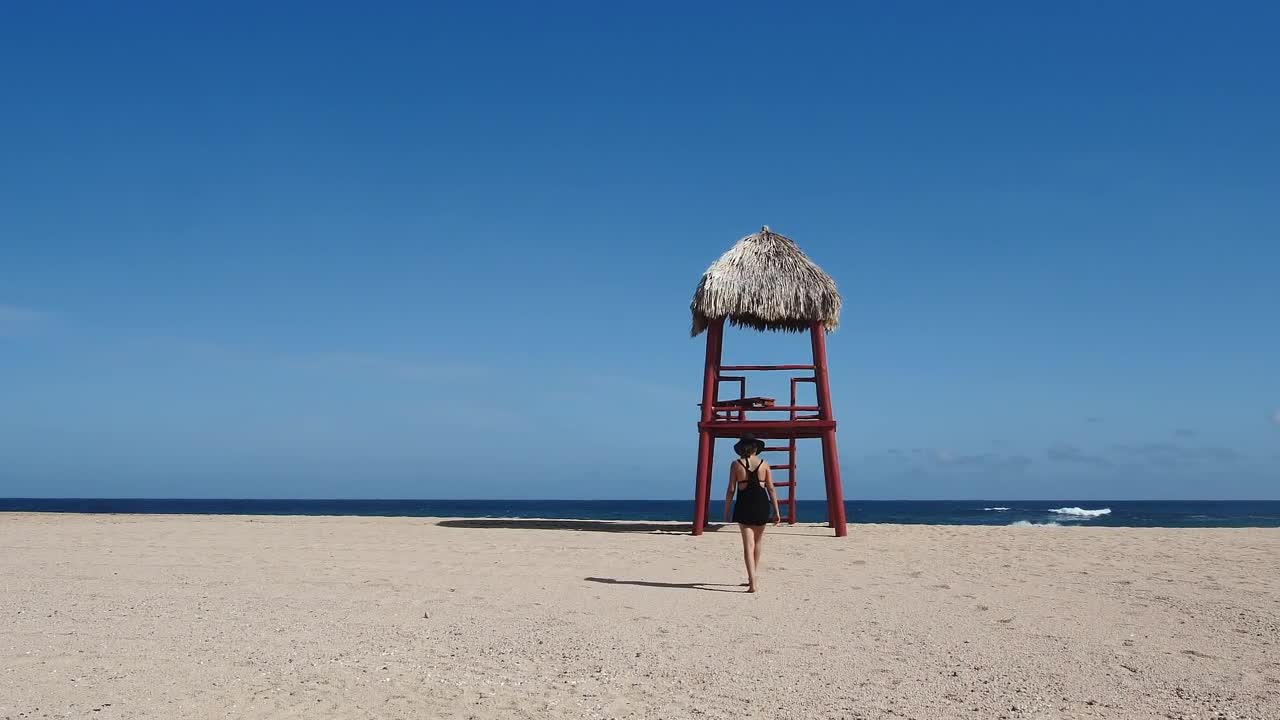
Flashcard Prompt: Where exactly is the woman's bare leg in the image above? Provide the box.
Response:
[738,524,758,592]
[752,526,766,572]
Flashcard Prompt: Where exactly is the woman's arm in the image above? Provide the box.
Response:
[764,463,781,525]
[723,463,739,522]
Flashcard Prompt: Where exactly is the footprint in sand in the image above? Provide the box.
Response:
[1181,649,1221,660]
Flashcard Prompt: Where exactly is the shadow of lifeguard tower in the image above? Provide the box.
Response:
[689,226,848,537]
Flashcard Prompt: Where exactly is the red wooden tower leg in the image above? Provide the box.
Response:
[821,430,848,536]
[810,322,848,537]
[692,431,713,535]
[702,440,716,526]
[692,319,725,535]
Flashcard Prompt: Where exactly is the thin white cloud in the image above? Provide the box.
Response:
[931,448,1031,474]
[1047,442,1114,468]
[1272,409,1280,426]
[130,337,491,385]
[0,304,49,337]
[1109,442,1241,466]
[290,351,492,384]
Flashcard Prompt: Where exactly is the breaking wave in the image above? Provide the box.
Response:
[1010,520,1062,527]
[984,507,1011,511]
[1048,507,1111,518]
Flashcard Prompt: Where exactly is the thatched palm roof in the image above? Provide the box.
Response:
[690,226,842,336]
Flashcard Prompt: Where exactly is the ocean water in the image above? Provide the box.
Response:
[2,498,1279,528]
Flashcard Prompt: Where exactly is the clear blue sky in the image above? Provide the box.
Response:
[2,2,1277,500]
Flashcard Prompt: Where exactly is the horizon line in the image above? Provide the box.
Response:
[3,497,1278,503]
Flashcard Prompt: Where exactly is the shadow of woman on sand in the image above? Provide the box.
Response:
[584,576,743,593]
[437,518,727,534]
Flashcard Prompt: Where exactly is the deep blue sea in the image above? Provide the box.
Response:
[2,499,1279,528]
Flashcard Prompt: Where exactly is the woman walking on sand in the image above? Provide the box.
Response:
[723,434,781,593]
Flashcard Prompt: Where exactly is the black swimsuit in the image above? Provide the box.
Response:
[732,458,772,526]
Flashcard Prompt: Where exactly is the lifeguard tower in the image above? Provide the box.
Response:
[689,226,848,537]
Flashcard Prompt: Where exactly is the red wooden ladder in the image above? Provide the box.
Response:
[768,375,818,524]
[762,440,798,524]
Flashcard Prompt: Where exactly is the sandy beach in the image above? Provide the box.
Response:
[2,514,1277,719]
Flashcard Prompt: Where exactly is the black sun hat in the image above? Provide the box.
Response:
[733,434,766,456]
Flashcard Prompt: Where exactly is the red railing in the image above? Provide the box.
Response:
[704,368,823,422]
[715,375,747,421]
[718,364,815,371]
[713,404,818,413]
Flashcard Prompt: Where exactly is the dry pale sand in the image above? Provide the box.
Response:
[1,514,1277,720]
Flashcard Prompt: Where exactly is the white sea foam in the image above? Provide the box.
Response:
[1048,507,1111,518]
[984,507,1011,511]
[1010,520,1062,527]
